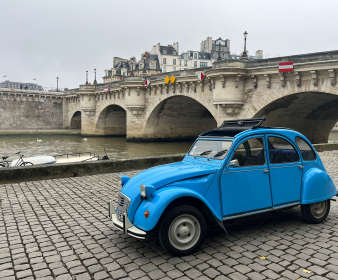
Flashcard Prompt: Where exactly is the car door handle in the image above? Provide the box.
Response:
[264,169,269,173]
[299,165,304,169]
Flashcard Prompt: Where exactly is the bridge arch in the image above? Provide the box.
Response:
[95,104,127,136]
[69,111,81,129]
[143,95,217,141]
[252,91,338,143]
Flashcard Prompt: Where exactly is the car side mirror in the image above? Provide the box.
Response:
[227,159,239,168]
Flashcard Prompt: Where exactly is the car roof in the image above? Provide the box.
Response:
[200,118,310,143]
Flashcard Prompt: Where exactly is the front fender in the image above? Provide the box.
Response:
[301,168,337,204]
[132,187,221,232]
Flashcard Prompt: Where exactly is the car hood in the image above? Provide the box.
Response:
[120,161,218,220]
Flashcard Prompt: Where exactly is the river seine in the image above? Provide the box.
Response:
[0,135,193,161]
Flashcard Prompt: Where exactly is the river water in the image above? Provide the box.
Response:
[0,135,193,161]
[0,131,337,162]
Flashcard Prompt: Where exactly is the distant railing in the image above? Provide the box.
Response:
[54,152,100,161]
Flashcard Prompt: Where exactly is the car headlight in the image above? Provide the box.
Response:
[120,175,130,186]
[140,184,155,198]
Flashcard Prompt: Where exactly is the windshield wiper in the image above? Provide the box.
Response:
[194,150,212,158]
[213,149,228,158]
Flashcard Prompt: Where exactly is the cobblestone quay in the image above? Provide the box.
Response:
[1,151,338,280]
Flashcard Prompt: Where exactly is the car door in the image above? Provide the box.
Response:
[266,135,302,206]
[221,136,272,217]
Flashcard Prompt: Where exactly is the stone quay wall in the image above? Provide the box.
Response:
[0,88,63,130]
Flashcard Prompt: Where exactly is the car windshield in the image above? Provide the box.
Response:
[188,140,233,160]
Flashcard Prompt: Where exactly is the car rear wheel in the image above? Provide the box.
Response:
[301,199,330,224]
[158,205,206,256]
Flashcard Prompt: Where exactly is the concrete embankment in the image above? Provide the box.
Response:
[0,143,337,184]
[0,154,185,184]
[0,129,81,136]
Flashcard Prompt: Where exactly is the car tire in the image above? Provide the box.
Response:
[158,205,206,256]
[301,199,330,224]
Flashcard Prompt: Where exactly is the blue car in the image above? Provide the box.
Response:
[108,118,337,256]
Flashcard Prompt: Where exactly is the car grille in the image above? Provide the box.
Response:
[118,195,125,208]
[116,193,130,218]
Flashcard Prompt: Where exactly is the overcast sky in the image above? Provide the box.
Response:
[1,0,338,90]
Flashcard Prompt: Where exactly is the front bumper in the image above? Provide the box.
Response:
[108,200,147,239]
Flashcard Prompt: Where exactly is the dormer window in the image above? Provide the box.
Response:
[151,63,154,69]
[172,50,177,55]
[163,49,167,54]
[194,53,197,59]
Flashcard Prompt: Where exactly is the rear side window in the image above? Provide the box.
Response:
[295,137,316,161]
[268,136,299,164]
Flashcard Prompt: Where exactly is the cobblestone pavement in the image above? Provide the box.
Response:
[1,151,338,280]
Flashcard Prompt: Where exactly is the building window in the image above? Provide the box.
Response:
[173,59,176,65]
[194,61,197,67]
[172,50,177,55]
[194,53,197,59]
[204,43,206,50]
[139,63,143,69]
[184,60,187,66]
[180,60,181,66]
[151,63,154,69]
[200,62,207,68]
[163,67,166,72]
[173,67,176,71]
[163,58,166,64]
[163,49,167,54]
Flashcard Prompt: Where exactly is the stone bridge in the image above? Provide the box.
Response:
[64,50,338,143]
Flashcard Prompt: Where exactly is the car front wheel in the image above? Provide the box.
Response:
[158,205,206,256]
[301,199,330,224]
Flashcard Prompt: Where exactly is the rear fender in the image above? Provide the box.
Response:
[132,187,220,232]
[301,168,337,204]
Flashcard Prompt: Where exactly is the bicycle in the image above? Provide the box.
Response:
[0,152,33,168]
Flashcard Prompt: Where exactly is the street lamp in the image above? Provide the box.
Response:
[130,62,134,77]
[94,68,97,84]
[215,37,222,61]
[56,77,59,92]
[241,31,249,60]
[142,54,147,75]
[86,71,88,84]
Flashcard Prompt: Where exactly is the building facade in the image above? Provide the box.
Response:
[0,80,44,91]
[150,43,179,73]
[177,51,212,70]
[103,54,161,83]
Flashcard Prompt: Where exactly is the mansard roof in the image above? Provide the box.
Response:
[160,45,177,55]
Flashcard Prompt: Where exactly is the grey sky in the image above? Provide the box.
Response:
[1,0,337,90]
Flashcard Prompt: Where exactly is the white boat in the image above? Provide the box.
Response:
[54,152,100,164]
[11,156,56,167]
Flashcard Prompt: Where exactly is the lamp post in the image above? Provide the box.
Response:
[216,37,222,61]
[142,54,147,75]
[94,68,97,84]
[241,31,248,60]
[86,71,88,84]
[56,77,59,92]
[130,62,134,77]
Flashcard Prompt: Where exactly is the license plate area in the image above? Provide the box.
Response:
[116,209,124,222]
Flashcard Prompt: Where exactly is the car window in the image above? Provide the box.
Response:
[268,136,299,164]
[295,137,316,161]
[188,140,232,159]
[231,137,265,167]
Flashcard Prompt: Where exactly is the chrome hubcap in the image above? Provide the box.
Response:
[169,214,200,250]
[310,201,327,219]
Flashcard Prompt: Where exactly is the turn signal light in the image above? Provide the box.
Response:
[144,210,149,218]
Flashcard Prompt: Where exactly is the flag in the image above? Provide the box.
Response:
[33,78,36,81]
[279,62,293,73]
[3,75,7,78]
[104,87,109,92]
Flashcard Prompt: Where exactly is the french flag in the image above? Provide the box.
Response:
[33,78,36,81]
[279,62,293,73]
[3,75,7,78]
